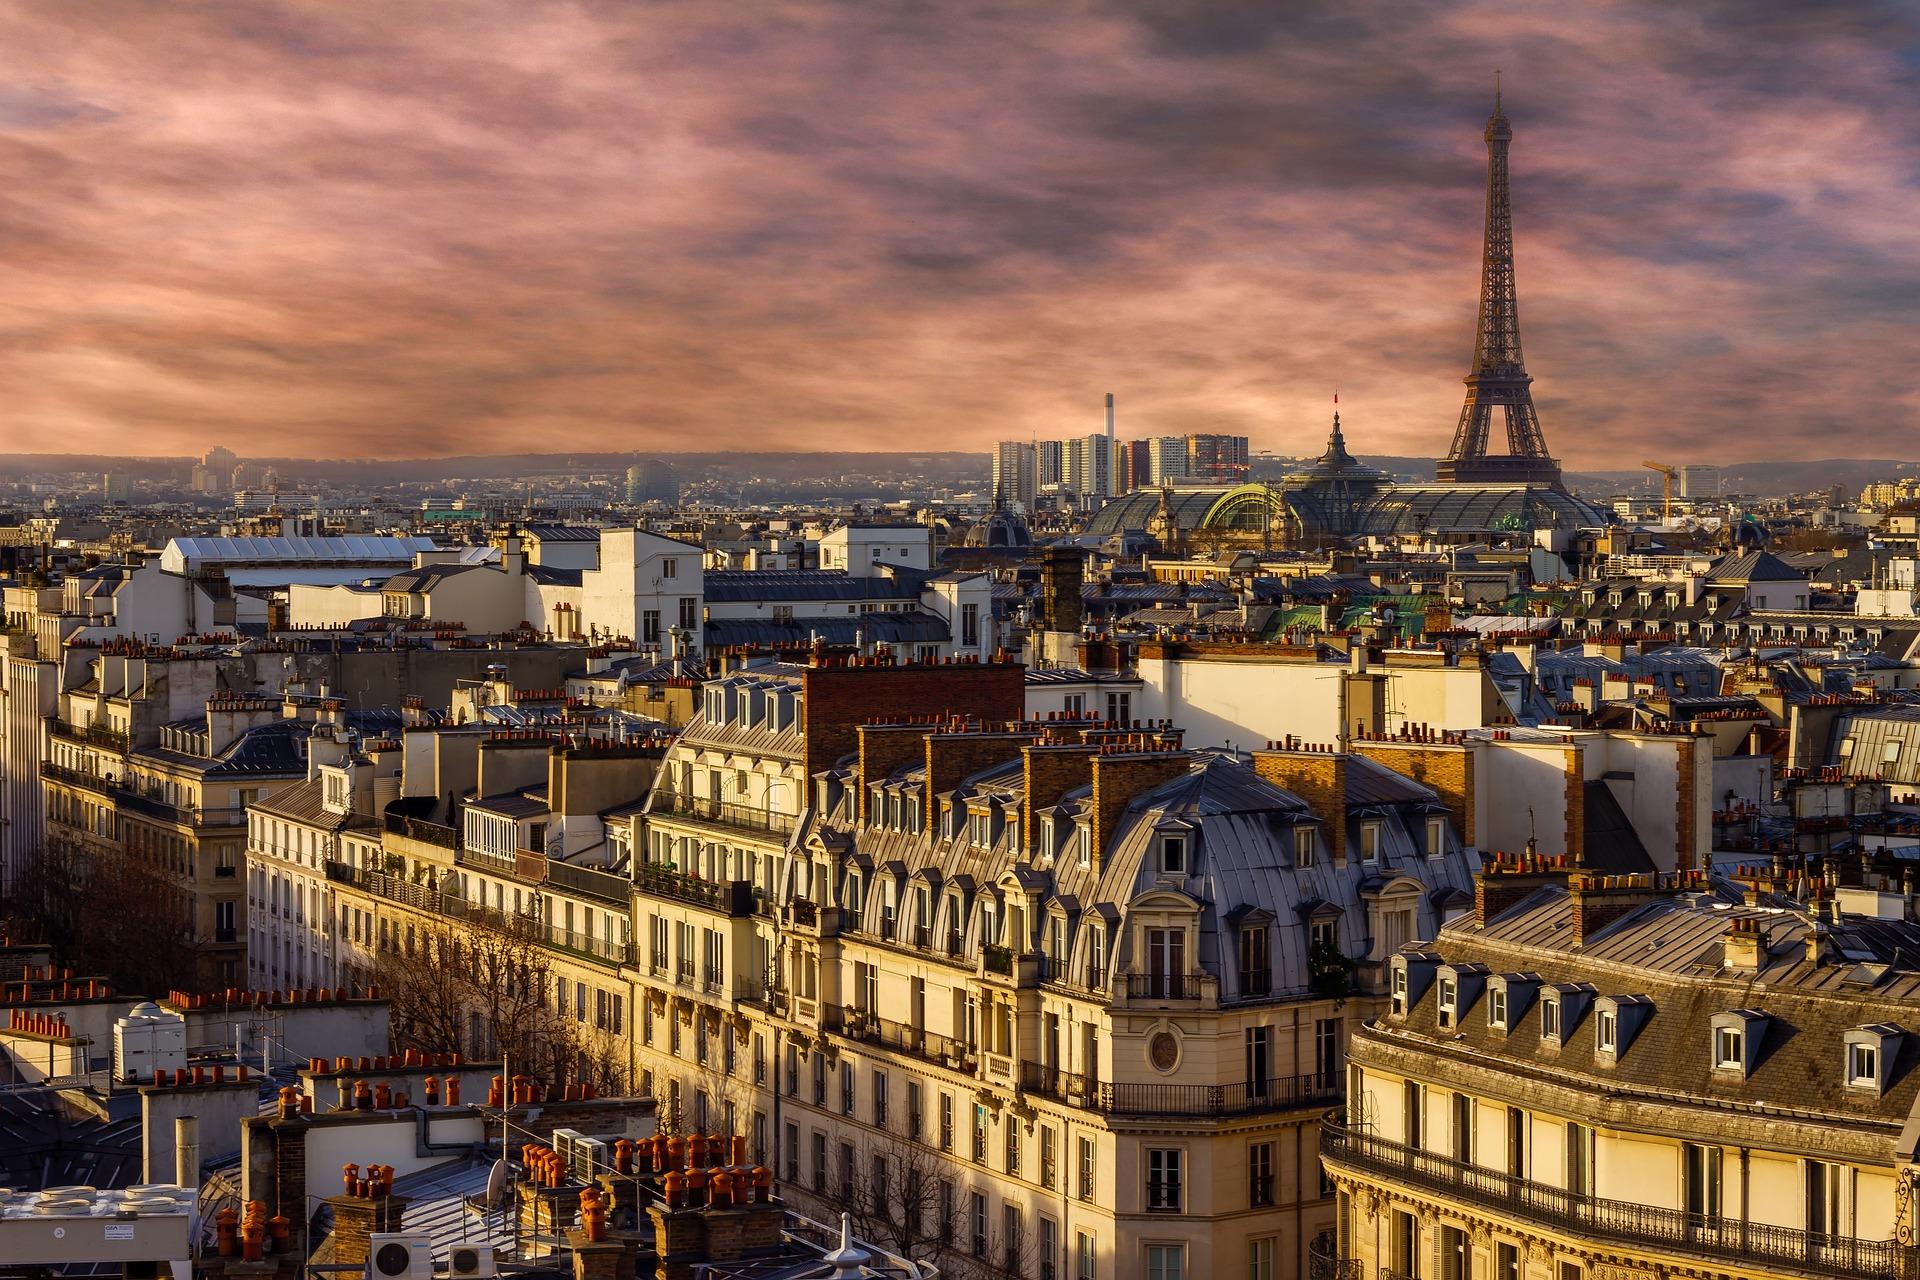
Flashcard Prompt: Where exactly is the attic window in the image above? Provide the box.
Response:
[1714,1026,1743,1070]
[1540,996,1562,1042]
[1425,817,1446,857]
[1885,740,1904,765]
[1488,986,1507,1028]
[1360,822,1384,861]
[1596,1008,1618,1054]
[1437,977,1458,1028]
[1075,824,1093,869]
[1293,826,1316,868]
[1848,1042,1877,1087]
[1159,834,1187,875]
[1390,966,1408,1016]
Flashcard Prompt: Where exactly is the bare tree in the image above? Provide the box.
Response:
[373,913,575,1067]
[1,839,196,994]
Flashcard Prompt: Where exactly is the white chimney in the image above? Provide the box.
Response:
[175,1115,200,1188]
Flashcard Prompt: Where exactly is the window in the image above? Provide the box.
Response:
[1310,916,1339,951]
[661,557,677,579]
[1566,1123,1593,1197]
[1496,1242,1520,1280]
[1159,834,1187,874]
[1489,986,1508,1028]
[1245,1025,1272,1096]
[1849,1041,1878,1087]
[1315,1018,1341,1084]
[962,602,979,648]
[1437,976,1458,1028]
[1077,1232,1096,1280]
[1146,1245,1184,1280]
[1426,816,1446,856]
[1490,1107,1520,1181]
[1003,1205,1022,1272]
[1714,1025,1743,1069]
[1293,825,1316,868]
[1391,1210,1418,1276]
[973,1104,988,1162]
[1239,926,1271,995]
[970,1191,988,1258]
[1360,821,1383,860]
[1004,1122,1021,1176]
[1078,1136,1096,1199]
[1391,965,1409,1015]
[939,1092,954,1152]
[810,1131,827,1193]
[1248,1238,1275,1280]
[1040,1217,1058,1280]
[1452,1092,1474,1162]
[679,596,698,630]
[1106,691,1131,724]
[643,609,661,644]
[1541,996,1561,1041]
[1596,1008,1618,1054]
[1404,1080,1423,1149]
[1807,1160,1848,1237]
[1684,1143,1722,1220]
[1248,1141,1274,1207]
[1146,1148,1183,1212]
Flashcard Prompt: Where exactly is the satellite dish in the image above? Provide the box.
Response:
[482,1157,509,1208]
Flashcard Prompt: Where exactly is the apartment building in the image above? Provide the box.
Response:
[618,654,1478,1280]
[1323,861,1920,1280]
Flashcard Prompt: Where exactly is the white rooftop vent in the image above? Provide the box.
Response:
[113,1003,187,1083]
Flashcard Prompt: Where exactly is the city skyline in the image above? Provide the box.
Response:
[1,3,1916,463]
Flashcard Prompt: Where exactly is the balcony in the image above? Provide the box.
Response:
[48,717,128,751]
[544,858,631,905]
[1306,1238,1363,1280]
[1321,1114,1912,1280]
[113,787,244,829]
[38,761,116,796]
[1122,971,1208,1001]
[546,926,631,967]
[1018,1063,1339,1118]
[655,794,798,836]
[635,862,755,916]
[831,1011,970,1066]
[384,810,458,849]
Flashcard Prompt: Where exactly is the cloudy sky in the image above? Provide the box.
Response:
[0,1,1916,464]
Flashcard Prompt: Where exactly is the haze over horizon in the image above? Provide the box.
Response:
[2,1,1917,464]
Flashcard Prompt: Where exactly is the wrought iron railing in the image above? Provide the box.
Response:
[48,718,128,750]
[634,862,754,915]
[1017,1062,1339,1117]
[38,761,116,795]
[1306,1235,1361,1280]
[1125,972,1197,1000]
[655,793,798,835]
[1321,1114,1912,1280]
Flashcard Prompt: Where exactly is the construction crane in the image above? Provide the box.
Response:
[1642,460,1677,522]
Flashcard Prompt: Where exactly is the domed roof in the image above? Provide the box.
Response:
[965,504,1033,550]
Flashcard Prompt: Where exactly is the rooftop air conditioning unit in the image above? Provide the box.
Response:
[447,1244,497,1279]
[551,1128,588,1181]
[367,1235,434,1280]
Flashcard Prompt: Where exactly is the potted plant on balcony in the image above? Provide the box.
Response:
[1309,937,1358,1004]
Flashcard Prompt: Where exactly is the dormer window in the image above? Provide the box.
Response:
[1075,823,1093,869]
[1293,826,1316,869]
[1489,986,1507,1028]
[1714,1026,1742,1069]
[1159,833,1187,875]
[845,872,864,916]
[1391,966,1409,1015]
[1709,1010,1766,1077]
[1541,997,1561,1042]
[1425,817,1446,857]
[969,811,991,848]
[1437,977,1458,1028]
[1596,1008,1617,1054]
[1360,822,1383,861]
[1844,1024,1902,1095]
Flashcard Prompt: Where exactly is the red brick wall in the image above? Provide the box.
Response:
[1251,751,1349,863]
[802,661,1024,777]
[1091,752,1191,868]
[924,733,1039,818]
[1021,744,1101,853]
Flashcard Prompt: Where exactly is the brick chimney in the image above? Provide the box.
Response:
[1473,851,1569,927]
[326,1193,410,1271]
[855,722,934,825]
[1090,750,1191,870]
[923,730,1039,822]
[1251,747,1350,864]
[1569,871,1697,946]
[1021,743,1100,854]
[801,657,1026,778]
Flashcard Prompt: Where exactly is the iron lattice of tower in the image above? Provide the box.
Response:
[1436,89,1563,489]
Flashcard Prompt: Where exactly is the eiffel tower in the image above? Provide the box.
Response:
[1436,86,1563,488]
